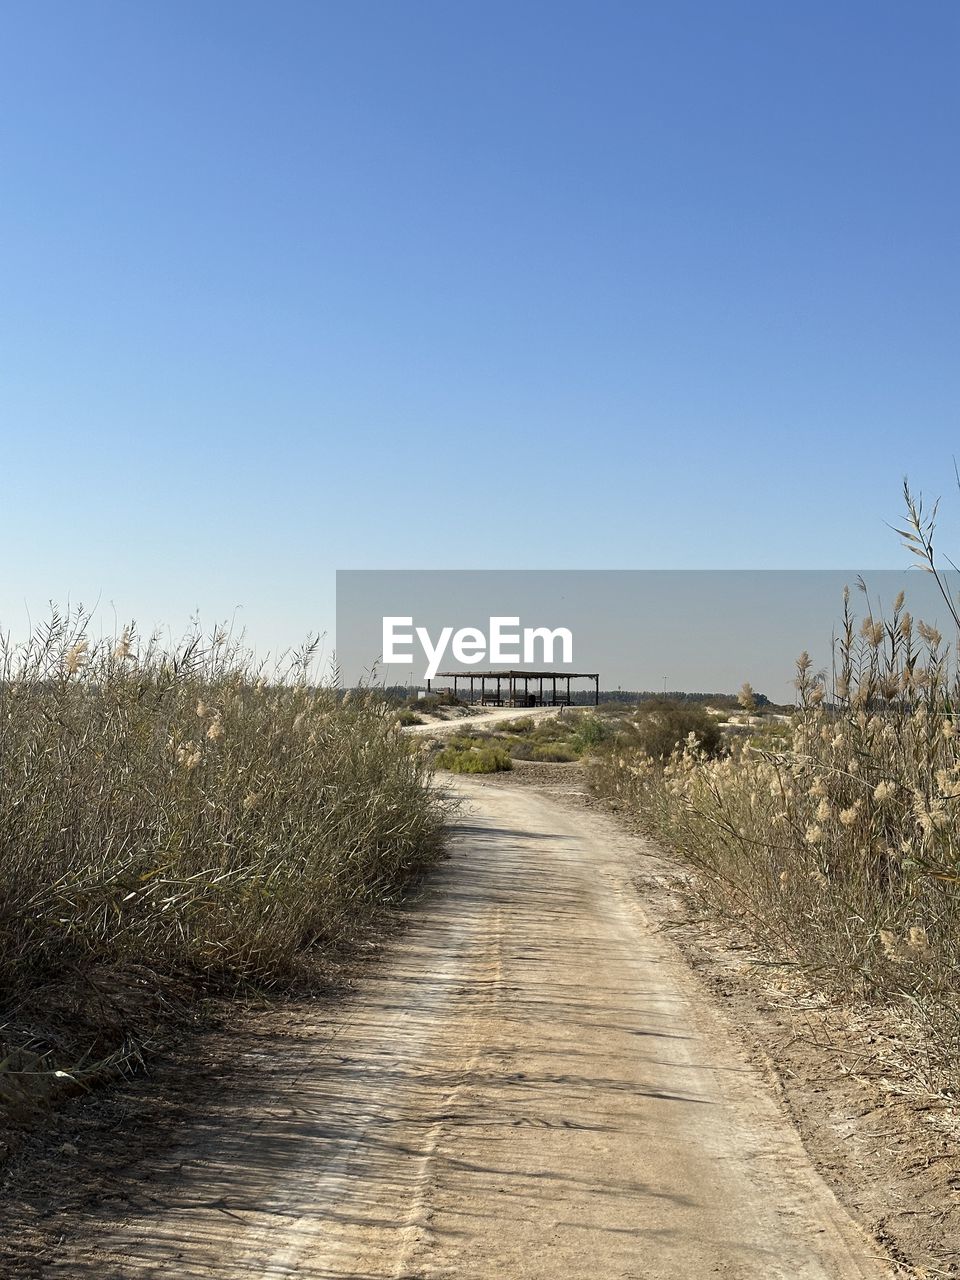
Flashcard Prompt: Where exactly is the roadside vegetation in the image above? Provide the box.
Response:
[0,613,445,1117]
[429,710,618,772]
[588,484,960,1088]
[392,692,484,729]
[613,697,724,761]
[435,738,514,773]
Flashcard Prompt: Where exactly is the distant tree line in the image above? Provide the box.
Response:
[376,684,784,712]
[593,689,773,709]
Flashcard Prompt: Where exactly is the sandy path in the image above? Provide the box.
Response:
[61,780,892,1279]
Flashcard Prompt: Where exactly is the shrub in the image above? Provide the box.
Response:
[404,691,464,715]
[531,743,578,762]
[498,717,536,734]
[436,732,491,752]
[618,698,723,761]
[569,714,612,754]
[434,743,513,773]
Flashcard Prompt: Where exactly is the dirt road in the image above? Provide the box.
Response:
[60,779,892,1279]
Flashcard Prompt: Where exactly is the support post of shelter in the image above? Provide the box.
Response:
[431,670,600,709]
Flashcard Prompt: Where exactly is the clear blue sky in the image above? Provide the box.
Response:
[1,1,957,657]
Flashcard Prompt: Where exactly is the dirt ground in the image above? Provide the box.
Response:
[487,762,960,1277]
[1,762,919,1278]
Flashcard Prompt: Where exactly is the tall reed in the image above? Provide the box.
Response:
[588,485,960,1084]
[0,610,445,1094]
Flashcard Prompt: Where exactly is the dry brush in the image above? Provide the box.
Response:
[588,486,960,1087]
[0,612,446,1112]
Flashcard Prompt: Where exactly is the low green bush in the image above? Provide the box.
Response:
[569,714,611,753]
[434,744,513,773]
[531,743,578,762]
[497,717,536,734]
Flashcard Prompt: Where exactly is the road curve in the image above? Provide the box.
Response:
[63,779,892,1279]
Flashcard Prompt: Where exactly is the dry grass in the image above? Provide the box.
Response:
[588,484,960,1089]
[0,610,446,1113]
